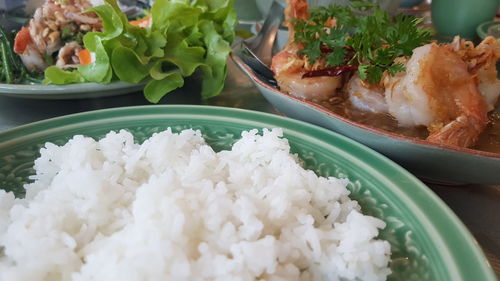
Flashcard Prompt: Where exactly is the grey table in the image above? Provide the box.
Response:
[1,58,499,278]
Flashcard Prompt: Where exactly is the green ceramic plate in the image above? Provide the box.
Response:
[477,21,500,40]
[234,0,263,22]
[0,81,145,100]
[0,105,496,280]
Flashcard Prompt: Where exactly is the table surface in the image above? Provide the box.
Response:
[1,55,499,279]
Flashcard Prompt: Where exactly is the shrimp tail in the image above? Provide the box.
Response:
[426,114,488,147]
[427,82,489,147]
[411,44,491,148]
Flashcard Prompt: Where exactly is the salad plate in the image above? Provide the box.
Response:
[0,0,234,102]
[0,105,497,281]
[0,81,146,100]
[0,2,144,100]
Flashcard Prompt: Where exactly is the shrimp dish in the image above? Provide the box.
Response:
[271,0,500,150]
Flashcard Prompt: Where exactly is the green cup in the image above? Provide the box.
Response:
[431,0,499,39]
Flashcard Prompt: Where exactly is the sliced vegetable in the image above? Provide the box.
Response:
[13,27,31,54]
[78,49,92,65]
[129,14,151,28]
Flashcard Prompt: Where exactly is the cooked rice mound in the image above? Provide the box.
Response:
[0,128,391,281]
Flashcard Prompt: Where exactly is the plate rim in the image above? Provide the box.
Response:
[477,21,500,40]
[0,80,146,100]
[0,104,497,280]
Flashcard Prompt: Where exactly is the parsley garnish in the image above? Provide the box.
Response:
[293,1,433,84]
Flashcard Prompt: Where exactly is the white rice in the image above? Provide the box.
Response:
[0,128,391,281]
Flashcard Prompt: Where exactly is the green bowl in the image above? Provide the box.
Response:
[477,21,500,40]
[0,105,496,280]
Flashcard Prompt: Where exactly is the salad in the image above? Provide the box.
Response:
[2,0,237,103]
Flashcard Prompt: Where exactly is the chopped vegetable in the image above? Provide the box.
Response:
[293,1,433,84]
[43,0,237,103]
[129,14,151,28]
[13,27,31,54]
[78,48,92,65]
[61,23,85,45]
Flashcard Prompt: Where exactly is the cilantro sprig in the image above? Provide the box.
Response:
[293,2,433,84]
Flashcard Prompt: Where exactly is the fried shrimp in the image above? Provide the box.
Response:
[447,36,500,111]
[384,43,490,147]
[270,0,343,101]
[346,73,388,114]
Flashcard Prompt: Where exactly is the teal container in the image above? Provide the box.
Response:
[431,0,499,39]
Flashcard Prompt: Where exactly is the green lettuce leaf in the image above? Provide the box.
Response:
[151,0,202,33]
[43,0,236,103]
[78,33,112,83]
[163,34,205,76]
[43,66,85,84]
[111,46,149,83]
[87,2,124,40]
[199,20,232,99]
[144,72,184,103]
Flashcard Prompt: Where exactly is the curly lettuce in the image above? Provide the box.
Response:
[43,0,236,103]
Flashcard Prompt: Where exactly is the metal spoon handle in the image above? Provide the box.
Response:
[244,0,285,66]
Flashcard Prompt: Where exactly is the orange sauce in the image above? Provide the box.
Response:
[315,98,500,153]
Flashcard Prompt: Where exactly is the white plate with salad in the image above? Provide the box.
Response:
[0,0,236,102]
